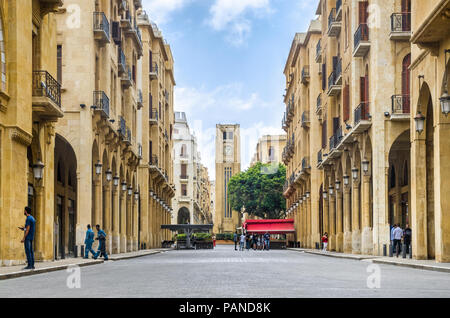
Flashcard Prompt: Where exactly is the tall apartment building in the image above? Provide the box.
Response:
[0,0,64,265]
[172,112,211,225]
[214,124,241,234]
[250,135,287,166]
[282,0,450,262]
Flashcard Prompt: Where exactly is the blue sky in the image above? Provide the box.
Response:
[142,0,318,178]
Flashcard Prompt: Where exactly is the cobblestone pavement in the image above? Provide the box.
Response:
[1,245,450,298]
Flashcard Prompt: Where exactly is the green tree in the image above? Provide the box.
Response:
[228,162,286,219]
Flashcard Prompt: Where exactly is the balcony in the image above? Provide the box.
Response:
[301,111,310,128]
[336,0,342,21]
[353,102,371,132]
[121,65,132,88]
[390,13,411,41]
[118,116,126,138]
[329,126,343,153]
[137,89,143,109]
[134,0,142,9]
[32,70,63,118]
[93,91,110,118]
[334,58,342,85]
[316,93,322,115]
[327,8,341,37]
[149,62,158,80]
[390,95,410,121]
[353,23,370,57]
[282,112,288,132]
[93,12,110,44]
[149,155,158,167]
[120,10,132,31]
[315,39,322,63]
[180,175,189,182]
[317,150,323,167]
[125,18,143,54]
[149,109,158,125]
[301,66,310,84]
[118,47,126,75]
[327,70,342,96]
[125,127,132,145]
[302,157,310,173]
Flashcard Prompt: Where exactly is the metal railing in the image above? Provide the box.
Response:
[317,150,323,164]
[329,126,343,151]
[93,91,110,118]
[391,12,411,33]
[336,0,342,14]
[328,71,336,89]
[301,65,310,83]
[93,12,110,40]
[126,127,132,143]
[328,8,337,32]
[118,47,126,72]
[133,18,142,44]
[301,111,309,127]
[354,102,370,125]
[137,89,143,105]
[317,93,322,112]
[354,23,369,50]
[119,116,126,138]
[302,157,310,171]
[32,70,61,107]
[336,58,342,79]
[316,39,321,61]
[391,95,410,114]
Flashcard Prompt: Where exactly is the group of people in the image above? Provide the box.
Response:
[18,206,109,271]
[234,231,271,251]
[391,223,412,257]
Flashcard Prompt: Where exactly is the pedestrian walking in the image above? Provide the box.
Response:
[84,224,96,259]
[246,233,251,250]
[212,235,216,248]
[252,234,258,250]
[93,225,108,260]
[264,232,270,251]
[233,231,238,251]
[403,224,412,255]
[19,207,36,270]
[392,224,403,257]
[321,233,328,252]
[239,233,245,251]
[390,224,396,253]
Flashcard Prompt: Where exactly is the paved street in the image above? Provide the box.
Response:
[1,245,450,298]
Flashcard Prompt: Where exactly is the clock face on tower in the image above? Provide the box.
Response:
[225,145,233,157]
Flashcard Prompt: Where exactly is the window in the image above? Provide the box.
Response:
[268,146,275,161]
[223,131,233,140]
[181,164,187,177]
[181,184,187,196]
[57,45,62,84]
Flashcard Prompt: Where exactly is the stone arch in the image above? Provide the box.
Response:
[177,207,190,224]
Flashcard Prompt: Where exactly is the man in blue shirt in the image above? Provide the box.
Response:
[19,207,36,270]
[264,232,271,251]
[84,224,96,259]
[94,224,108,260]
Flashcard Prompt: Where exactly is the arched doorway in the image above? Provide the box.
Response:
[388,130,411,229]
[177,207,190,224]
[54,134,77,259]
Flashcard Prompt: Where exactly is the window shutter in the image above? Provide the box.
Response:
[322,63,326,90]
[333,117,340,134]
[322,120,327,149]
[360,77,366,102]
[343,84,350,121]
[359,1,369,24]
[112,21,121,45]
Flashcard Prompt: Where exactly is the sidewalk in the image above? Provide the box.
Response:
[288,248,450,273]
[0,248,171,281]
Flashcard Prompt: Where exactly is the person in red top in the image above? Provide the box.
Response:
[321,233,328,252]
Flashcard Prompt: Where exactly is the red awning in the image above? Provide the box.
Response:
[243,219,295,235]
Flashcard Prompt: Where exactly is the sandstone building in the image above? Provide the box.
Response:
[250,135,287,166]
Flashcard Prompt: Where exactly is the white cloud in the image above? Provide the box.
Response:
[207,0,273,46]
[143,0,191,24]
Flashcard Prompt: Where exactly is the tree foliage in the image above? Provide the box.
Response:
[227,162,286,219]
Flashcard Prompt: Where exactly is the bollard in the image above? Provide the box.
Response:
[81,245,85,258]
[409,245,413,259]
[315,242,319,250]
[74,246,78,258]
[383,244,387,256]
[61,248,65,260]
[402,243,407,258]
[389,244,393,257]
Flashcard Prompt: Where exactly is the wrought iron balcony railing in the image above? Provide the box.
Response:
[301,65,310,84]
[118,46,126,74]
[137,89,143,107]
[316,39,322,62]
[317,150,323,165]
[301,111,310,128]
[391,12,411,33]
[354,102,370,125]
[93,91,110,118]
[119,116,126,138]
[32,70,61,107]
[302,157,310,171]
[317,93,322,112]
[354,23,369,50]
[391,95,410,114]
[328,8,337,32]
[93,12,110,42]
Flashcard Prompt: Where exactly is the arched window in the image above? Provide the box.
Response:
[402,54,411,113]
[0,12,6,91]
[390,166,396,189]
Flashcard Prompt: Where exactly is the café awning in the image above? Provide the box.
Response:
[243,219,295,235]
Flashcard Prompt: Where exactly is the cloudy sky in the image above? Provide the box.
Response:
[142,0,318,178]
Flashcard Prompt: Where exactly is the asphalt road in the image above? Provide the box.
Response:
[1,245,450,298]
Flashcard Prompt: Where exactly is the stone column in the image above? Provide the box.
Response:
[34,185,45,261]
[329,193,336,251]
[103,184,112,254]
[306,196,311,248]
[352,179,361,254]
[336,189,344,252]
[133,198,138,251]
[120,190,127,253]
[126,193,132,252]
[112,187,119,254]
[148,197,154,248]
[343,185,352,253]
[93,179,102,230]
[323,195,329,237]
[361,174,373,255]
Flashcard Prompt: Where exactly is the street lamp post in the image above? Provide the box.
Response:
[33,159,45,180]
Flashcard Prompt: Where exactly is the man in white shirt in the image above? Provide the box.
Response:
[239,233,246,251]
[392,224,404,257]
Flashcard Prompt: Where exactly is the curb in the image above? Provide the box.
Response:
[109,250,162,261]
[0,260,104,281]
[304,250,374,260]
[372,259,450,274]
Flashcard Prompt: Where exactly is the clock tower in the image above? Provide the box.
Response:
[214,124,241,234]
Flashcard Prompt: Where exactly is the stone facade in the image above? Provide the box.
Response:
[250,134,287,166]
[282,0,450,262]
[0,0,176,266]
[214,124,241,234]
